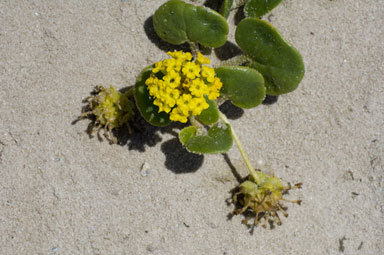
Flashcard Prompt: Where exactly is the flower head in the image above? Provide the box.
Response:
[233,171,302,229]
[78,86,134,143]
[145,51,222,123]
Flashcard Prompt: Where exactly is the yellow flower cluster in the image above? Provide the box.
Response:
[145,51,222,123]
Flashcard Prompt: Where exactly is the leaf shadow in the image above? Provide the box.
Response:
[74,86,204,173]
[234,5,245,25]
[117,89,187,152]
[219,100,244,120]
[222,153,243,183]
[161,138,204,174]
[203,0,222,11]
[113,112,166,152]
[214,41,243,61]
[262,95,279,105]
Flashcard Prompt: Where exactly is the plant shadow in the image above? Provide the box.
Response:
[262,95,279,105]
[74,86,204,173]
[203,0,222,11]
[222,154,285,233]
[214,41,243,61]
[219,100,244,120]
[226,181,285,234]
[234,5,245,25]
[118,113,204,174]
[161,138,204,174]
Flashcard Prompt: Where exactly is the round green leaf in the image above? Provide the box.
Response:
[219,0,233,19]
[196,96,219,125]
[153,0,228,47]
[134,66,171,127]
[215,66,265,108]
[153,0,188,45]
[244,0,283,17]
[235,18,305,96]
[179,124,233,154]
[184,4,228,47]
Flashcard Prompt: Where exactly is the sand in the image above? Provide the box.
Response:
[1,0,383,254]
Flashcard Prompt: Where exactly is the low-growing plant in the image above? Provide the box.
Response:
[77,0,304,230]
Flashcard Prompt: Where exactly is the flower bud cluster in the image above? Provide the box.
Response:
[145,51,222,123]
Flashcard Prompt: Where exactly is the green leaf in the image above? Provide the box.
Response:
[153,0,228,48]
[179,124,233,154]
[244,0,283,17]
[184,4,228,47]
[215,66,265,108]
[153,0,188,45]
[178,126,197,144]
[235,18,305,96]
[134,66,171,127]
[219,0,233,18]
[196,96,219,125]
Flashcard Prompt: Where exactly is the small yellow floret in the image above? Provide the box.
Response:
[196,52,210,65]
[163,70,181,88]
[182,62,201,79]
[201,66,215,83]
[164,58,181,73]
[177,94,192,115]
[207,77,223,100]
[152,61,164,73]
[170,108,189,123]
[189,97,209,115]
[167,51,192,62]
[189,78,207,98]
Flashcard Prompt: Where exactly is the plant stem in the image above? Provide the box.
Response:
[217,55,249,67]
[189,42,199,58]
[219,111,260,182]
[189,115,200,128]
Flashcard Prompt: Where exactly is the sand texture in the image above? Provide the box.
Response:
[1,0,383,254]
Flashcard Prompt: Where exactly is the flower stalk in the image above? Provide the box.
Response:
[219,111,260,183]
[219,111,302,228]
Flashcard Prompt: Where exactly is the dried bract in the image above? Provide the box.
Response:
[233,171,302,228]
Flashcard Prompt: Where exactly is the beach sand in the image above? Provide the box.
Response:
[1,0,383,254]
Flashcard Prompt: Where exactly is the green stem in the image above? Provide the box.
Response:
[219,111,259,182]
[189,115,202,128]
[189,42,199,59]
[217,55,249,67]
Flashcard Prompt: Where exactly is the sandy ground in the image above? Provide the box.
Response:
[1,0,383,254]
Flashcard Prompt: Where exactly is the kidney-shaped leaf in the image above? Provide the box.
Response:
[153,0,228,47]
[134,66,171,127]
[244,0,283,17]
[235,18,304,96]
[179,124,233,154]
[196,96,219,125]
[184,4,229,47]
[153,0,188,45]
[215,66,265,108]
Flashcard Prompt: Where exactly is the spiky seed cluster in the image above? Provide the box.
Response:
[79,86,134,143]
[145,51,223,123]
[233,171,302,228]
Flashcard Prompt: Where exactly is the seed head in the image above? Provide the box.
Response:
[233,171,302,229]
[78,86,134,143]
